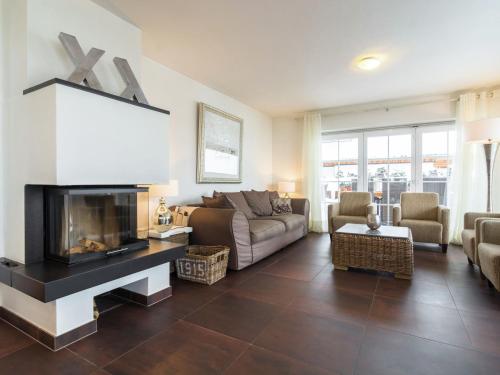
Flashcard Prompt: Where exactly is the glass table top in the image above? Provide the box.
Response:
[335,223,411,239]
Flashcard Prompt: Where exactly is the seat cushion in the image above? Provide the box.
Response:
[332,215,368,232]
[248,219,286,243]
[399,219,442,244]
[461,229,476,262]
[401,193,438,221]
[255,214,305,231]
[478,243,500,290]
[339,192,371,216]
[216,191,256,219]
[243,190,273,216]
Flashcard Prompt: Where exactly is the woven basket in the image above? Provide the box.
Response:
[176,245,230,285]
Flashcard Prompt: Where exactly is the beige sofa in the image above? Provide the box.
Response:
[462,212,500,266]
[478,220,500,291]
[328,192,376,238]
[188,191,309,270]
[393,192,450,253]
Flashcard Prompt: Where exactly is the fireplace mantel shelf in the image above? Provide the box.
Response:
[23,78,170,115]
[5,240,185,302]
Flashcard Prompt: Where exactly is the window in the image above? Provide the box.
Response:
[321,136,361,205]
[366,131,413,223]
[321,123,455,224]
[417,126,456,205]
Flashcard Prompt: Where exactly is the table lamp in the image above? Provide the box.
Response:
[278,181,296,198]
[464,117,500,212]
[149,180,179,232]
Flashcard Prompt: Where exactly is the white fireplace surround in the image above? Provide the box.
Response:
[4,80,170,264]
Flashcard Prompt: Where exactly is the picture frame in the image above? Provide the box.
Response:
[197,103,243,183]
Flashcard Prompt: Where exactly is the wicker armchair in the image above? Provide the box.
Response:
[393,192,449,253]
[328,192,376,238]
[478,220,500,291]
[462,212,500,266]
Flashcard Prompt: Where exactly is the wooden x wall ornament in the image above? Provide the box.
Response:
[58,32,105,91]
[113,57,149,105]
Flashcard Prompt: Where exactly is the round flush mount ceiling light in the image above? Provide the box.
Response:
[357,56,381,70]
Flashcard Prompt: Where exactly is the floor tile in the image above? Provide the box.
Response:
[460,309,500,357]
[232,273,308,306]
[369,296,471,347]
[69,302,178,367]
[0,319,34,359]
[0,344,97,375]
[356,326,500,375]
[313,265,379,294]
[157,278,224,318]
[224,345,333,375]
[261,259,325,281]
[104,321,247,375]
[290,283,373,325]
[375,277,456,308]
[254,309,364,374]
[450,286,500,313]
[184,292,282,342]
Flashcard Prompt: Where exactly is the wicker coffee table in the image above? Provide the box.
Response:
[332,223,414,279]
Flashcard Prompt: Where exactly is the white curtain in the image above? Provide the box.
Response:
[302,112,324,232]
[448,92,490,244]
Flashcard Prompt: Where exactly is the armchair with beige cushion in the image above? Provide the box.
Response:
[328,192,376,238]
[393,192,450,253]
[462,212,500,266]
[477,220,500,291]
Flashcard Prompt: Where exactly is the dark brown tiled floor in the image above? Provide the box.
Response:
[0,233,499,375]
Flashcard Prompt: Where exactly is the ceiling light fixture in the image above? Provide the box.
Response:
[357,57,381,70]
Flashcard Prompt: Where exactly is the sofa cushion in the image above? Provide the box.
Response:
[478,242,500,290]
[202,195,233,209]
[248,219,286,243]
[255,214,305,232]
[215,191,256,219]
[401,193,438,221]
[269,190,280,202]
[332,215,368,232]
[339,192,371,216]
[271,198,292,215]
[461,229,476,261]
[243,190,273,216]
[399,219,442,244]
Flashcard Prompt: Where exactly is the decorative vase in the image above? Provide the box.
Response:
[367,214,381,230]
[153,197,173,232]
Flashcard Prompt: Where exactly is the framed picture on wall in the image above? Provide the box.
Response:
[197,103,243,183]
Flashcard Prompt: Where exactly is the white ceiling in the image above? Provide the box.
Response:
[94,0,500,116]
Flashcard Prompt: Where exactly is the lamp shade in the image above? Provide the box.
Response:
[464,117,500,144]
[278,181,295,194]
[149,180,179,198]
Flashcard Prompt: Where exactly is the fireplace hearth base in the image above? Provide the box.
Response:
[0,240,185,351]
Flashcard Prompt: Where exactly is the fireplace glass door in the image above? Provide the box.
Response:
[45,187,149,264]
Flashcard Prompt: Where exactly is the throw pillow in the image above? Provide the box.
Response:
[242,190,273,216]
[269,190,280,202]
[214,191,256,219]
[202,195,233,209]
[271,198,292,215]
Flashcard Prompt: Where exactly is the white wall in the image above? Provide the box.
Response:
[142,57,273,206]
[272,117,303,194]
[26,0,141,95]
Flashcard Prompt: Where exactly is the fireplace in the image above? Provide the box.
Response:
[27,185,150,265]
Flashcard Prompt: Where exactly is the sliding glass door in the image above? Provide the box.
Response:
[365,130,414,224]
[321,122,455,225]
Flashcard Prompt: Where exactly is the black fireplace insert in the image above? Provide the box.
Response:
[26,185,150,265]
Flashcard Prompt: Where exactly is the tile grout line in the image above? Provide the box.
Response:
[352,276,380,375]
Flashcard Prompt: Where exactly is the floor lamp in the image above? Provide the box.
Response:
[464,117,500,212]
